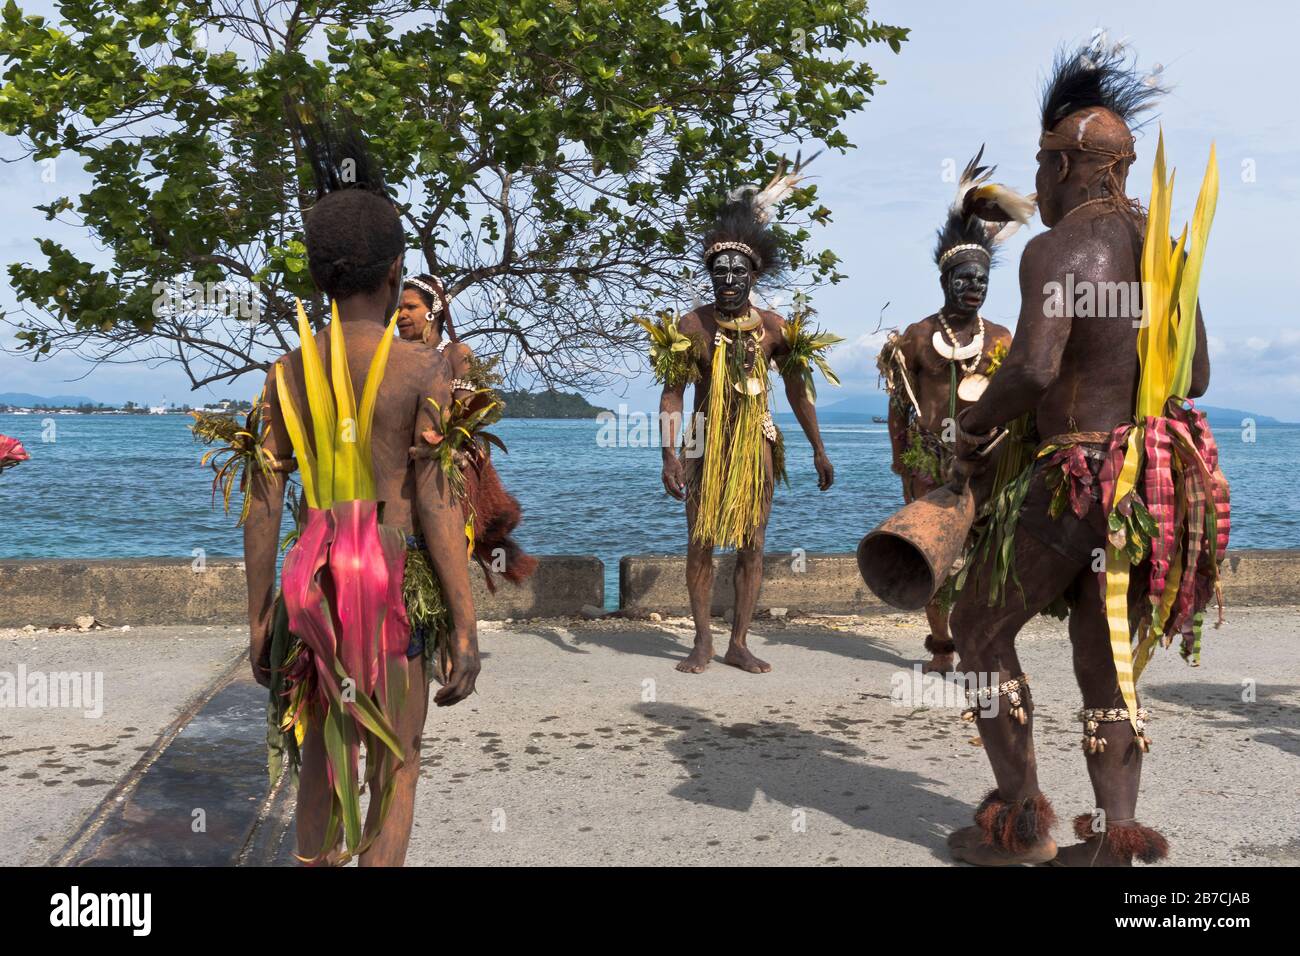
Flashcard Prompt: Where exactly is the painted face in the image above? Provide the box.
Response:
[396,287,434,342]
[710,251,755,314]
[943,259,989,314]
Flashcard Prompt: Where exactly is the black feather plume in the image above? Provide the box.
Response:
[1040,40,1166,132]
[933,207,995,270]
[293,101,390,199]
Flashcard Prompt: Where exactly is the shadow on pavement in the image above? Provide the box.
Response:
[1143,680,1300,760]
[633,701,968,860]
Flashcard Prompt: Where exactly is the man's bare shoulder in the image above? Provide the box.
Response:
[677,306,710,333]
[446,341,474,362]
[758,307,785,331]
[389,336,450,385]
[984,319,1013,345]
[676,308,717,343]
[1023,218,1124,270]
[897,315,939,354]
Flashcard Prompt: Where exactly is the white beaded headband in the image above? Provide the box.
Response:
[938,243,991,270]
[404,276,445,313]
[705,241,761,270]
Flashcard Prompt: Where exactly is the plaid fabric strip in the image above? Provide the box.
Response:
[1142,416,1178,610]
[1169,426,1207,639]
[1098,423,1134,514]
[1175,400,1232,556]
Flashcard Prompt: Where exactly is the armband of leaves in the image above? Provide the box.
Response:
[778,315,844,402]
[636,311,700,388]
[189,389,277,526]
[419,390,507,499]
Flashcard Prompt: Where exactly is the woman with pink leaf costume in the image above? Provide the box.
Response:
[242,117,478,867]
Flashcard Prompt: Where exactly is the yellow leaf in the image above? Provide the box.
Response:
[296,298,336,508]
[356,307,400,500]
[1172,143,1218,397]
[330,301,359,501]
[275,359,318,508]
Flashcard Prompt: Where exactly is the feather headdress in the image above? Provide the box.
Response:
[934,146,1037,271]
[1040,36,1166,135]
[702,194,785,280]
[702,152,819,277]
[735,150,822,225]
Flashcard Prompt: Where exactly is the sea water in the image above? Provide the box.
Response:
[0,413,1295,604]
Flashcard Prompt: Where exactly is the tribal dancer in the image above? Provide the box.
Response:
[944,41,1227,866]
[877,148,1031,673]
[652,160,839,674]
[243,119,478,866]
[398,273,537,604]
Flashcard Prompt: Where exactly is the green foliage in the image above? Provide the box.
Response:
[1108,495,1159,566]
[402,545,449,637]
[188,390,275,525]
[421,387,506,497]
[899,429,941,484]
[637,310,700,389]
[777,313,843,402]
[0,0,907,389]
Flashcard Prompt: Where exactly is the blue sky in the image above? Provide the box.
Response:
[2,1,1296,418]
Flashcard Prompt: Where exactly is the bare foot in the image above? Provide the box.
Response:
[1047,840,1131,867]
[946,825,982,852]
[723,644,771,674]
[950,836,1057,866]
[923,652,956,675]
[676,645,714,674]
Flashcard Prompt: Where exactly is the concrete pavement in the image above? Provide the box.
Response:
[2,608,1297,866]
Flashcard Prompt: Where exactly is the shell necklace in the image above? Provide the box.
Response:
[933,313,989,402]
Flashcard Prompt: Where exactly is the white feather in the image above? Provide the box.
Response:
[991,220,1023,244]
[751,150,822,224]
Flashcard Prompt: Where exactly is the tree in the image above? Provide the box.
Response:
[0,0,906,394]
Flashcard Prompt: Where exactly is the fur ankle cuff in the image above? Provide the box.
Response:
[924,633,956,655]
[1072,814,1169,863]
[974,790,1056,854]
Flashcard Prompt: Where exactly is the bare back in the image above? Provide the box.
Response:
[267,320,452,533]
[1027,209,1144,436]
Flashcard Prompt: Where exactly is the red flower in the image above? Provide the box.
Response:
[0,434,30,472]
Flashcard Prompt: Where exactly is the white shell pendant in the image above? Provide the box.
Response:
[733,377,764,396]
[932,329,983,362]
[957,373,989,402]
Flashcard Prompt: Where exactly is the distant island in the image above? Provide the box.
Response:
[497,389,610,419]
[1,388,610,420]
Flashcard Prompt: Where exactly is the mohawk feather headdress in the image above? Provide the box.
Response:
[703,151,819,277]
[1040,37,1166,136]
[934,146,1036,272]
[1037,36,1167,217]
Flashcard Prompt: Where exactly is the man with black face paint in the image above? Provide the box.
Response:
[652,173,838,675]
[878,148,1033,673]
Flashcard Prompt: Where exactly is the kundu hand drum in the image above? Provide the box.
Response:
[856,481,976,611]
